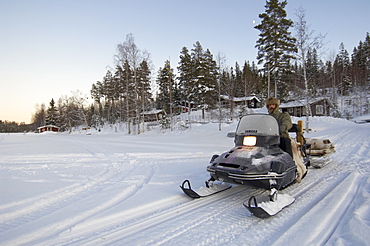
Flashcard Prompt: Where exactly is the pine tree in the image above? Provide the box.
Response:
[233,62,243,97]
[136,60,152,133]
[306,48,320,93]
[101,70,117,123]
[255,0,297,98]
[190,41,218,108]
[121,60,134,133]
[364,33,370,76]
[156,65,169,111]
[90,81,104,127]
[176,42,219,115]
[177,46,193,111]
[201,48,218,108]
[46,98,58,126]
[242,61,264,98]
[91,82,104,104]
[156,60,175,113]
[136,60,152,112]
[191,41,205,107]
[242,62,252,97]
[113,65,124,122]
[216,68,231,119]
[335,43,352,96]
[352,33,370,87]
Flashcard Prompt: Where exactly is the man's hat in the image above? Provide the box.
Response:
[266,97,280,106]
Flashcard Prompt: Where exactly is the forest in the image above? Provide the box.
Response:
[2,0,369,133]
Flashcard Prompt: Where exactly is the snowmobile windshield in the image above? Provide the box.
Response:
[236,114,279,136]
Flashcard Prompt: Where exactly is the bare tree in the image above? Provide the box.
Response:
[115,34,152,134]
[32,103,46,129]
[294,6,325,131]
[70,90,89,127]
[215,52,227,131]
[57,92,87,133]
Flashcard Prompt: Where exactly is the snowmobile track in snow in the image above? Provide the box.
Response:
[52,186,261,245]
[52,169,344,245]
[0,141,156,245]
[270,171,364,245]
[71,165,363,245]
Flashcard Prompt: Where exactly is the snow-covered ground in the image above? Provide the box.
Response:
[1,115,370,245]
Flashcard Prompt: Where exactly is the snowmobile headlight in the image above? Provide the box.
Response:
[243,136,257,146]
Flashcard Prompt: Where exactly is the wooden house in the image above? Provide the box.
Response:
[140,109,166,122]
[220,95,261,108]
[38,125,59,133]
[280,98,334,117]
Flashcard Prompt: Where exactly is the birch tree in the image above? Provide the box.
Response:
[115,33,152,134]
[294,6,325,131]
[215,52,227,130]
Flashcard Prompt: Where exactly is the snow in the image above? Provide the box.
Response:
[1,115,370,245]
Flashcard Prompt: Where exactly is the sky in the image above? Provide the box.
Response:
[1,0,369,124]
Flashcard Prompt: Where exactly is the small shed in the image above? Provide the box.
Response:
[141,109,166,122]
[220,95,261,108]
[280,98,333,117]
[38,125,59,133]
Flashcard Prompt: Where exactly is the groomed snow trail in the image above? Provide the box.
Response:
[0,118,369,245]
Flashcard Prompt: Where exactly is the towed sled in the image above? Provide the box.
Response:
[181,114,311,218]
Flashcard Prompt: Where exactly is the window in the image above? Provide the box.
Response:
[316,105,324,115]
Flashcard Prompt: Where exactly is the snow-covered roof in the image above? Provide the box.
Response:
[140,109,165,115]
[280,100,306,108]
[220,95,261,102]
[280,97,333,108]
[37,125,59,129]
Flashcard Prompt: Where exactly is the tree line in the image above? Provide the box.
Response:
[90,33,152,134]
[5,0,369,133]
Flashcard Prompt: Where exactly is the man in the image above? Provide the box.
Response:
[266,97,293,157]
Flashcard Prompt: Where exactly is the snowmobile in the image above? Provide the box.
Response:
[181,113,310,218]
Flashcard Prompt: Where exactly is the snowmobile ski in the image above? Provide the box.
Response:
[244,193,295,218]
[180,180,232,199]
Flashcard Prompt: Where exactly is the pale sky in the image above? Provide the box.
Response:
[1,0,369,124]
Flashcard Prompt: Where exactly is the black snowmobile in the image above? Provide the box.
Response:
[181,113,310,218]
